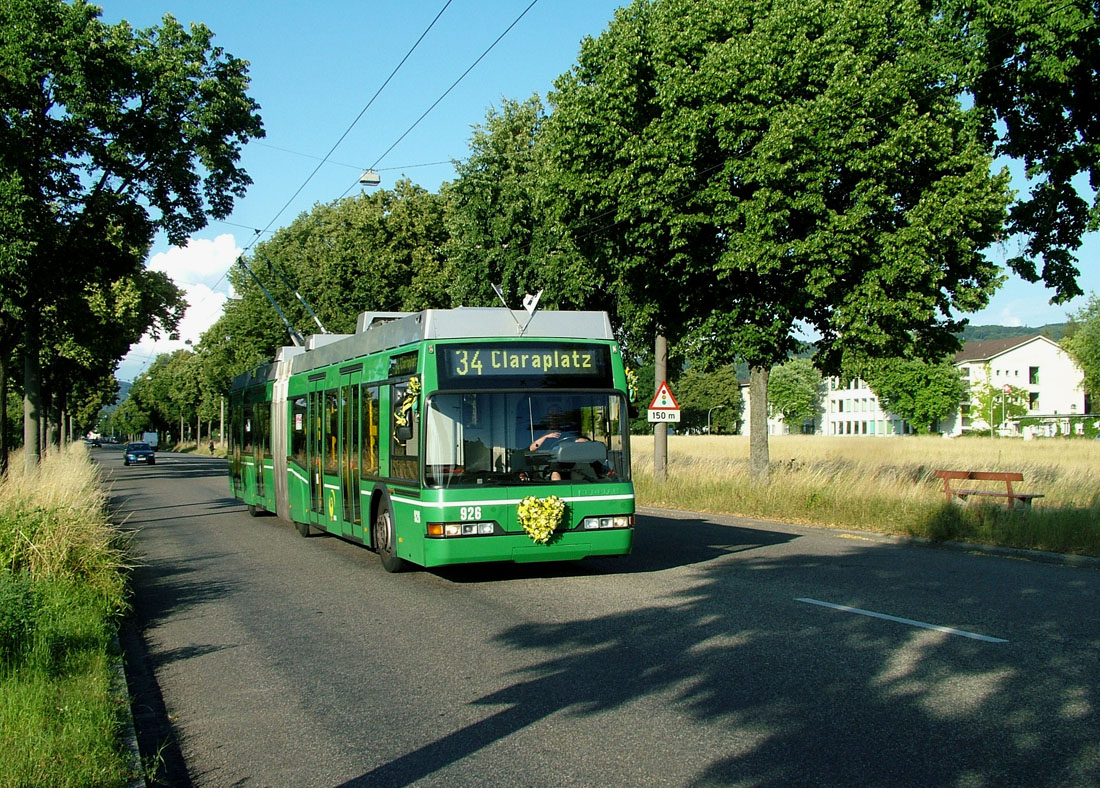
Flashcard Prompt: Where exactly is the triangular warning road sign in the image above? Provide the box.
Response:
[648,381,680,410]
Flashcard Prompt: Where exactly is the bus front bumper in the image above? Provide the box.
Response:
[421,528,633,567]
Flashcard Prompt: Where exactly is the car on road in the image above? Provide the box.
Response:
[84,437,101,447]
[123,442,156,466]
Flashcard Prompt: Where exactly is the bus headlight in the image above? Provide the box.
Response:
[428,521,498,538]
[581,515,633,530]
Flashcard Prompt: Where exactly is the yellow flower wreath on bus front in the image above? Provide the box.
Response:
[517,495,565,544]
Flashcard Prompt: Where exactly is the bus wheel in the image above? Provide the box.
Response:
[374,500,405,573]
[295,520,311,538]
[247,503,258,517]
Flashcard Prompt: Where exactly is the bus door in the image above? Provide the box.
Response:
[322,387,341,525]
[340,368,362,539]
[253,396,267,501]
[307,380,325,519]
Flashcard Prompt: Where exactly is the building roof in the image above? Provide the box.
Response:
[954,335,1058,364]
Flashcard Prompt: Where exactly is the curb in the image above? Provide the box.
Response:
[111,632,147,788]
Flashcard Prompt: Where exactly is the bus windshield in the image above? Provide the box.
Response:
[424,391,630,487]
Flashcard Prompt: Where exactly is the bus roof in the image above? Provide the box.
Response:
[231,308,615,389]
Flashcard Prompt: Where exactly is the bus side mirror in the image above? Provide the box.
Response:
[395,424,413,443]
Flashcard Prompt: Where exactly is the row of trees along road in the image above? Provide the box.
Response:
[196,0,1096,481]
[9,0,1100,481]
[0,0,263,472]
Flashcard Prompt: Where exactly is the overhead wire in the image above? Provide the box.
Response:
[129,1,457,375]
[240,0,456,257]
[338,0,544,200]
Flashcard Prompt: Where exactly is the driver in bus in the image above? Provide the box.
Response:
[528,405,590,481]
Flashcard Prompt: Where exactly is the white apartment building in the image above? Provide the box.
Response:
[739,334,1088,437]
[941,335,1087,437]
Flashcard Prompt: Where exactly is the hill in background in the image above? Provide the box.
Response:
[958,323,1068,342]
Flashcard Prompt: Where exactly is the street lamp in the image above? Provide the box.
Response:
[359,170,381,186]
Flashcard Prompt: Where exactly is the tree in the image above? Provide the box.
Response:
[863,358,967,434]
[948,0,1100,303]
[0,0,263,469]
[443,96,598,310]
[229,179,450,351]
[37,266,184,449]
[545,0,1010,481]
[674,366,742,434]
[1061,293,1100,399]
[968,371,1029,433]
[767,358,823,432]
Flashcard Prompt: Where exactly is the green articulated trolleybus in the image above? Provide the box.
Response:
[228,308,634,572]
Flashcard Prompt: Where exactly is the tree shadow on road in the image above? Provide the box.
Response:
[335,512,1100,788]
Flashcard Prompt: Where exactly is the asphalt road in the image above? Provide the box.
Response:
[99,447,1100,788]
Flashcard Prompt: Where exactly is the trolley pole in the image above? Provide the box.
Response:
[654,333,668,483]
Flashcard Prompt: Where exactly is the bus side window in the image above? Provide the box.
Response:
[361,385,380,477]
[390,380,419,482]
[291,397,307,467]
[325,390,339,476]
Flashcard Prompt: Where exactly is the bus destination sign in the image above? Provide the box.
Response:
[448,346,601,377]
[438,343,613,388]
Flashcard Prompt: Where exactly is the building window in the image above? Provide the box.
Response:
[1029,366,1039,385]
[1029,392,1039,410]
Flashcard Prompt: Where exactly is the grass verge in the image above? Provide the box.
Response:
[633,434,1100,556]
[0,445,133,788]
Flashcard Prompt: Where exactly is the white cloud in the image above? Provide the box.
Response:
[147,234,240,293]
[116,234,240,381]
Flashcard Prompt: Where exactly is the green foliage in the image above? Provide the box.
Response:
[0,572,38,664]
[674,366,742,434]
[216,180,450,365]
[443,96,599,310]
[767,358,823,429]
[547,0,1010,376]
[1061,293,1100,398]
[864,358,967,433]
[951,0,1100,302]
[0,578,128,788]
[0,0,262,460]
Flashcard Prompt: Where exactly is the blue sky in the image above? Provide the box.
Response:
[102,0,1099,381]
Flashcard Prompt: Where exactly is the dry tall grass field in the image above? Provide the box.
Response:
[631,435,1100,555]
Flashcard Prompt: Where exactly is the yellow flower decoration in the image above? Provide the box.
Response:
[517,495,565,544]
[624,366,638,401]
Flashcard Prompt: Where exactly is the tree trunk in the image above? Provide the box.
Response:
[749,365,770,485]
[23,319,42,472]
[0,354,7,477]
[653,332,668,483]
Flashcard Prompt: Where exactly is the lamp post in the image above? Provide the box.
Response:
[708,405,728,434]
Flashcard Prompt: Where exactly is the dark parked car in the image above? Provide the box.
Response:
[84,437,101,448]
[123,442,156,466]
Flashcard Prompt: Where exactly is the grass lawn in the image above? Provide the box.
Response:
[0,446,133,788]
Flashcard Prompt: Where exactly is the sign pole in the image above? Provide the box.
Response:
[654,334,667,483]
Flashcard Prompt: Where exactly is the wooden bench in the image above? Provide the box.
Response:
[935,470,1045,508]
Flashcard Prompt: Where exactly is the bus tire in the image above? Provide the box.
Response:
[295,520,311,538]
[374,498,405,573]
[247,503,258,517]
